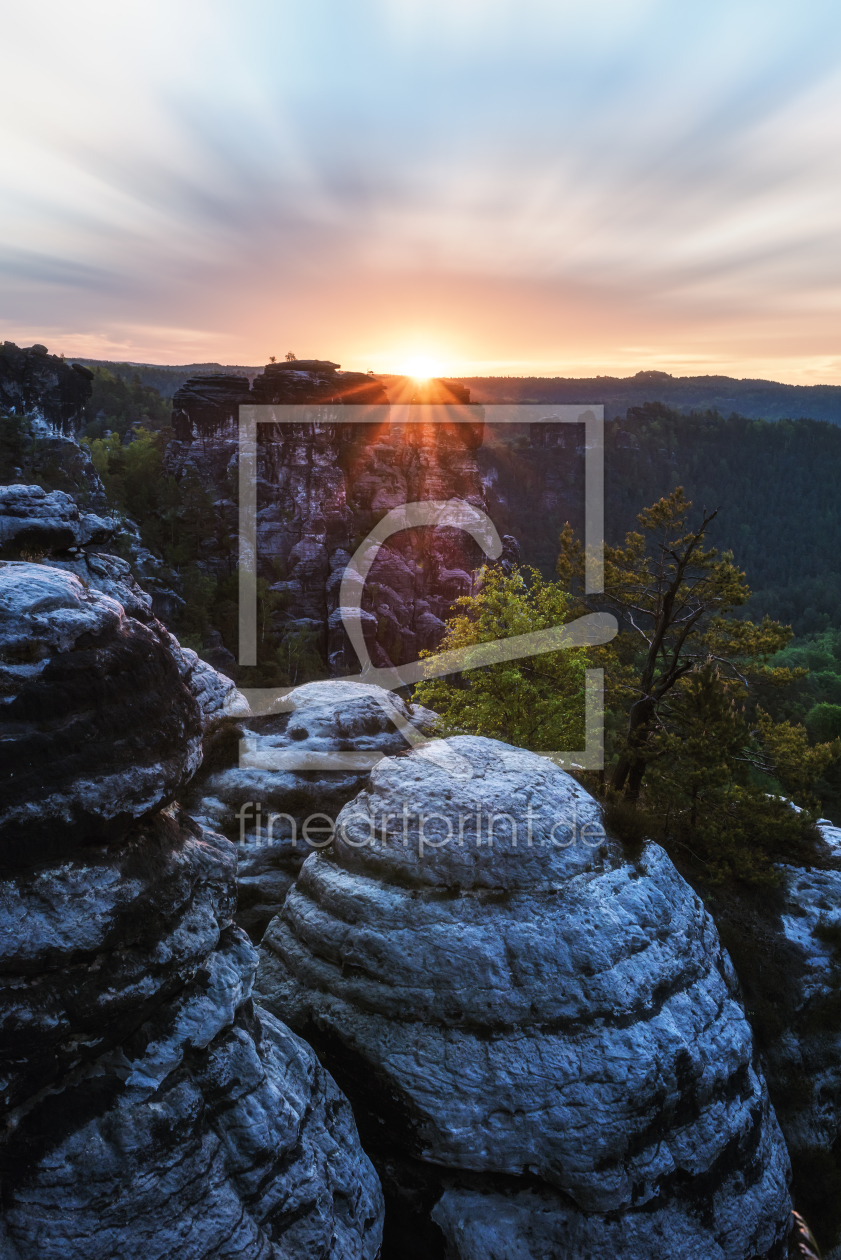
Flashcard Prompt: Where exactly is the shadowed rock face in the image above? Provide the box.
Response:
[755,831,841,1255]
[0,342,93,433]
[165,361,489,673]
[183,679,436,941]
[777,856,841,1155]
[0,563,204,866]
[0,565,383,1258]
[256,734,792,1259]
[0,486,115,556]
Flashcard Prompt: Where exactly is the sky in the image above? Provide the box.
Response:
[3,0,841,382]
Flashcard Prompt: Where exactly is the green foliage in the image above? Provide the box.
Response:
[84,428,166,521]
[73,360,226,398]
[558,487,815,816]
[423,489,839,885]
[605,407,841,638]
[413,565,588,750]
[0,412,27,481]
[276,625,324,687]
[806,702,841,744]
[479,404,841,637]
[83,367,171,440]
[79,405,282,679]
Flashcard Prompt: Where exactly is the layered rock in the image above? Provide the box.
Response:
[0,485,115,557]
[165,359,491,674]
[171,373,253,445]
[0,342,93,432]
[728,823,841,1258]
[697,819,841,1255]
[251,360,388,407]
[257,733,792,1259]
[0,563,203,866]
[774,845,841,1161]
[183,679,435,940]
[0,562,382,1257]
[2,541,247,742]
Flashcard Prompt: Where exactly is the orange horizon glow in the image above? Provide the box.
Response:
[7,308,841,388]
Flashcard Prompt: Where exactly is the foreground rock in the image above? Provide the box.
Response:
[0,563,383,1258]
[0,563,204,865]
[183,679,435,939]
[257,735,792,1259]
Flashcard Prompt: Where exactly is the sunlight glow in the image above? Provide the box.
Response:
[397,355,446,381]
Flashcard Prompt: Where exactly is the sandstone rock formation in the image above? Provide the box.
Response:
[0,562,204,866]
[257,733,792,1259]
[183,679,435,940]
[0,562,382,1258]
[775,840,841,1159]
[0,342,93,432]
[165,360,490,675]
[0,484,115,556]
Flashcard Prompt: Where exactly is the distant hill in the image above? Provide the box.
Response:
[72,360,263,397]
[73,360,841,423]
[444,370,841,424]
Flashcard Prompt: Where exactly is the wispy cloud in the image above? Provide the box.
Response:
[2,0,841,379]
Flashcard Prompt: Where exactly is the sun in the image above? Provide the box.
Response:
[398,355,445,382]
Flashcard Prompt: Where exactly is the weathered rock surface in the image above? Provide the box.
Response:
[177,645,250,733]
[731,823,841,1257]
[2,545,247,740]
[171,373,253,443]
[0,564,383,1258]
[0,342,93,432]
[0,563,204,865]
[257,734,792,1259]
[0,485,115,556]
[775,855,841,1157]
[49,548,157,622]
[0,805,382,1259]
[165,360,490,674]
[183,679,435,940]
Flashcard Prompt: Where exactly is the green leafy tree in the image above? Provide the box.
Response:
[0,412,27,482]
[806,702,841,744]
[558,487,806,801]
[277,625,324,686]
[420,489,840,884]
[83,367,170,440]
[636,664,838,882]
[413,565,588,750]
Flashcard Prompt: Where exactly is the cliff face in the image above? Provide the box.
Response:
[0,563,383,1258]
[256,723,793,1260]
[166,361,488,675]
[0,342,93,433]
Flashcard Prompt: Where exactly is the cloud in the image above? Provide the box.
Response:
[2,0,841,378]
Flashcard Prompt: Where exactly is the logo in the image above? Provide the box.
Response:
[236,403,615,774]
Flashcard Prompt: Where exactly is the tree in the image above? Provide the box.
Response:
[635,663,838,883]
[413,565,589,751]
[558,487,804,800]
[285,351,297,361]
[418,489,840,884]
